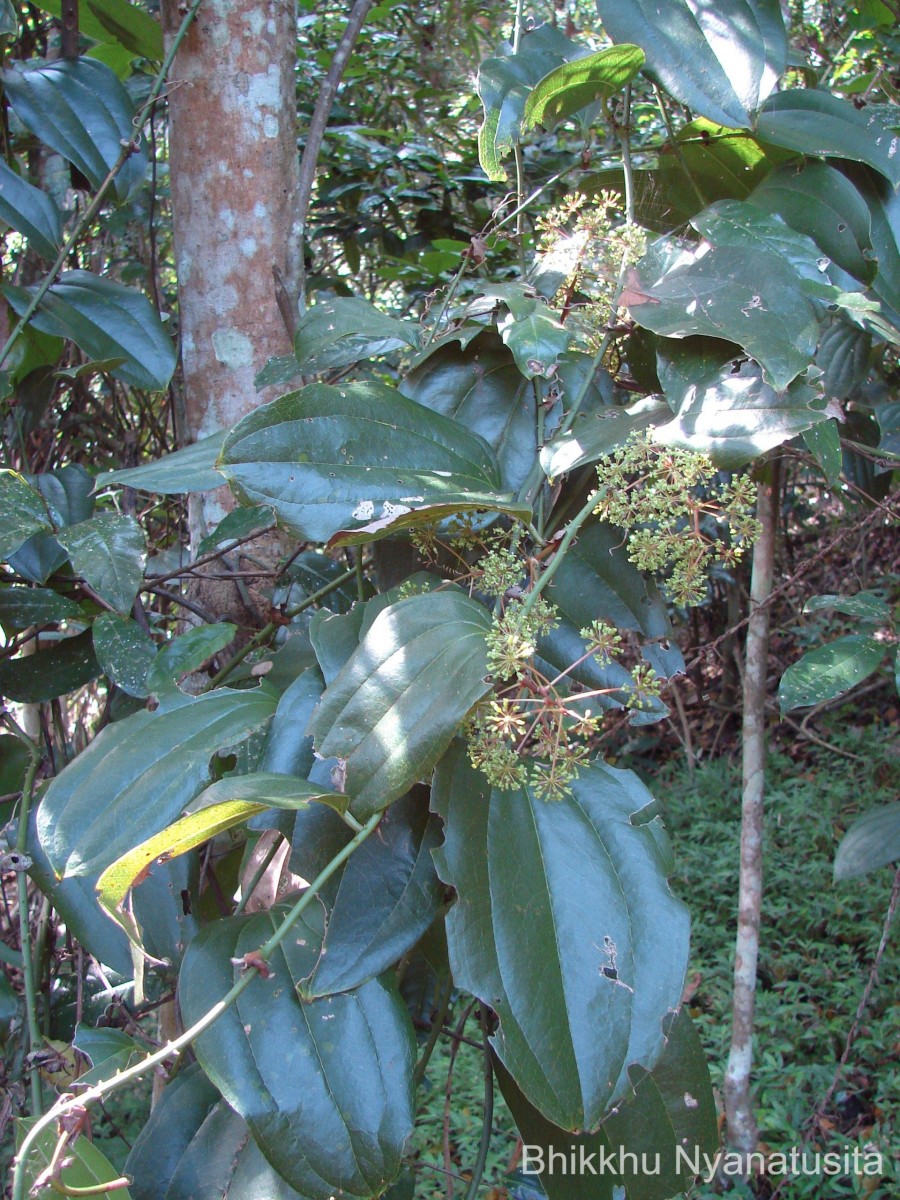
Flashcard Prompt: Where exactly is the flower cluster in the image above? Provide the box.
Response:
[536,190,647,348]
[467,605,663,801]
[594,432,760,606]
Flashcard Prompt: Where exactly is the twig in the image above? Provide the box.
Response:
[463,1008,495,1200]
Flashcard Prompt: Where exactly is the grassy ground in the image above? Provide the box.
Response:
[405,716,900,1198]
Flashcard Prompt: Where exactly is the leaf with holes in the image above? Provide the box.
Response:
[779,635,886,714]
[0,470,53,561]
[431,744,689,1131]
[92,612,157,698]
[308,590,493,819]
[57,513,146,613]
[179,905,415,1200]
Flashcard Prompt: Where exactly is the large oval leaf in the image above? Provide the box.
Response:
[756,90,900,189]
[834,803,900,882]
[596,0,786,127]
[6,271,176,391]
[0,629,101,703]
[293,296,419,373]
[431,744,689,1132]
[778,634,885,714]
[0,159,63,260]
[179,906,415,1200]
[496,1008,717,1200]
[401,331,535,493]
[1,57,147,202]
[219,381,528,546]
[750,161,876,285]
[308,590,493,819]
[57,512,146,613]
[126,1063,306,1200]
[523,44,645,130]
[37,687,277,878]
[301,789,444,998]
[0,469,53,560]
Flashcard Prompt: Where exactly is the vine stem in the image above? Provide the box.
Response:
[2,713,44,1115]
[463,1007,495,1200]
[0,0,205,372]
[12,810,383,1200]
[520,487,601,617]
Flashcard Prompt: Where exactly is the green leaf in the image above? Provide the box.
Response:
[303,789,444,997]
[28,802,133,976]
[845,165,900,324]
[1,57,147,202]
[74,1024,145,1085]
[179,906,416,1200]
[803,592,891,621]
[540,397,670,478]
[309,590,492,819]
[654,338,828,468]
[93,611,157,697]
[815,315,871,399]
[293,296,419,373]
[626,214,820,392]
[258,667,325,790]
[750,161,876,284]
[37,687,277,878]
[309,604,367,685]
[86,0,164,60]
[545,521,670,638]
[0,629,101,703]
[477,24,577,180]
[596,0,786,127]
[834,803,900,881]
[0,0,18,36]
[498,299,572,379]
[496,1008,718,1200]
[144,623,236,695]
[401,331,535,493]
[522,44,644,130]
[802,420,843,486]
[0,469,53,560]
[126,1065,307,1200]
[278,550,362,615]
[756,90,900,188]
[431,745,689,1131]
[16,1116,132,1200]
[5,271,176,391]
[779,634,886,713]
[57,512,146,612]
[197,505,275,557]
[97,430,227,493]
[0,159,63,259]
[97,773,346,945]
[218,381,530,548]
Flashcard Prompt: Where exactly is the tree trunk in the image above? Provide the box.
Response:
[161,0,300,624]
[723,459,780,1159]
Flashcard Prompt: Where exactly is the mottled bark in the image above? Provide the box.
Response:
[161,0,300,624]
[723,460,780,1159]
